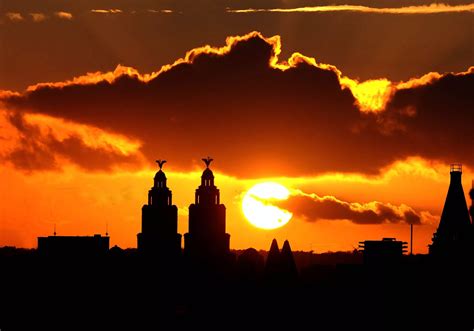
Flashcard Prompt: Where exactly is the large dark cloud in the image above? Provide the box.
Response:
[1,32,473,176]
[278,192,424,224]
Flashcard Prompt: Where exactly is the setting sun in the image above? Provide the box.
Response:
[242,182,293,230]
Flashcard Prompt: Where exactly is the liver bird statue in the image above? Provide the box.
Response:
[156,159,167,170]
[202,156,213,168]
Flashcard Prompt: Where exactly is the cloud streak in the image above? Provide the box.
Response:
[227,3,474,14]
[279,190,429,225]
[91,9,123,14]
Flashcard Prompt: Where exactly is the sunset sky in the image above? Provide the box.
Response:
[0,0,473,253]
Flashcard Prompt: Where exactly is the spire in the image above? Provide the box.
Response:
[264,239,281,278]
[281,240,298,280]
[437,164,471,233]
[199,156,215,189]
[430,164,471,256]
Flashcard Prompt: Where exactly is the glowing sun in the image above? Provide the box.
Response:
[242,182,293,230]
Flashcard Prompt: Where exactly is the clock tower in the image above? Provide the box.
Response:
[137,160,181,258]
[184,157,230,262]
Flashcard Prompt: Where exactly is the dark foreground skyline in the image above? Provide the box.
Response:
[1,159,474,329]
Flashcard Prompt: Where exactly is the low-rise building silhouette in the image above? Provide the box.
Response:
[137,160,181,258]
[359,238,407,264]
[37,234,109,257]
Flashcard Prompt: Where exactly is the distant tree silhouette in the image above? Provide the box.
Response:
[236,248,264,282]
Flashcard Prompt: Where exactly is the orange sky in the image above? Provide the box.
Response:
[0,151,471,253]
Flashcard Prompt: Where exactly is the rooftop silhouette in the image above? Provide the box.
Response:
[1,160,473,329]
[37,234,109,258]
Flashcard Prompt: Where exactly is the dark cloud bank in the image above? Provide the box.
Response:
[1,32,473,177]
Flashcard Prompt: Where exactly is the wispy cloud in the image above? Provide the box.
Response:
[227,3,474,14]
[5,12,24,22]
[91,9,123,14]
[147,9,174,14]
[54,11,73,20]
[29,13,47,22]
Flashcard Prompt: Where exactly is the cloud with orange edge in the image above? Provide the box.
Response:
[228,3,474,14]
[0,31,472,177]
[91,9,123,14]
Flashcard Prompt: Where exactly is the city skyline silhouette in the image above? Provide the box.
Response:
[2,158,473,330]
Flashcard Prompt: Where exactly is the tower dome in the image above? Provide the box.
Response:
[153,160,167,188]
[202,168,214,179]
[201,156,215,187]
[154,169,167,181]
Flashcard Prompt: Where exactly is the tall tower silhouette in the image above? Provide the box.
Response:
[137,160,181,257]
[429,164,472,257]
[184,157,230,261]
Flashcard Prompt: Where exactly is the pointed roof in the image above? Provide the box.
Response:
[431,165,472,256]
[281,240,298,279]
[264,239,281,276]
[436,167,471,237]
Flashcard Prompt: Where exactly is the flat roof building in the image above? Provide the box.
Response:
[359,238,407,264]
[37,234,109,257]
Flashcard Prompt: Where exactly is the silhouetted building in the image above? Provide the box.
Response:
[359,238,407,264]
[236,248,264,281]
[429,164,472,258]
[469,181,474,225]
[184,157,230,262]
[264,239,281,279]
[264,239,298,283]
[281,240,298,281]
[137,160,181,257]
[37,234,109,257]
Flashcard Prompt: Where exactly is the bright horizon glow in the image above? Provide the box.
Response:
[242,182,293,230]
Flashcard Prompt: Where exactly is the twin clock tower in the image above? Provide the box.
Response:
[137,157,230,261]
